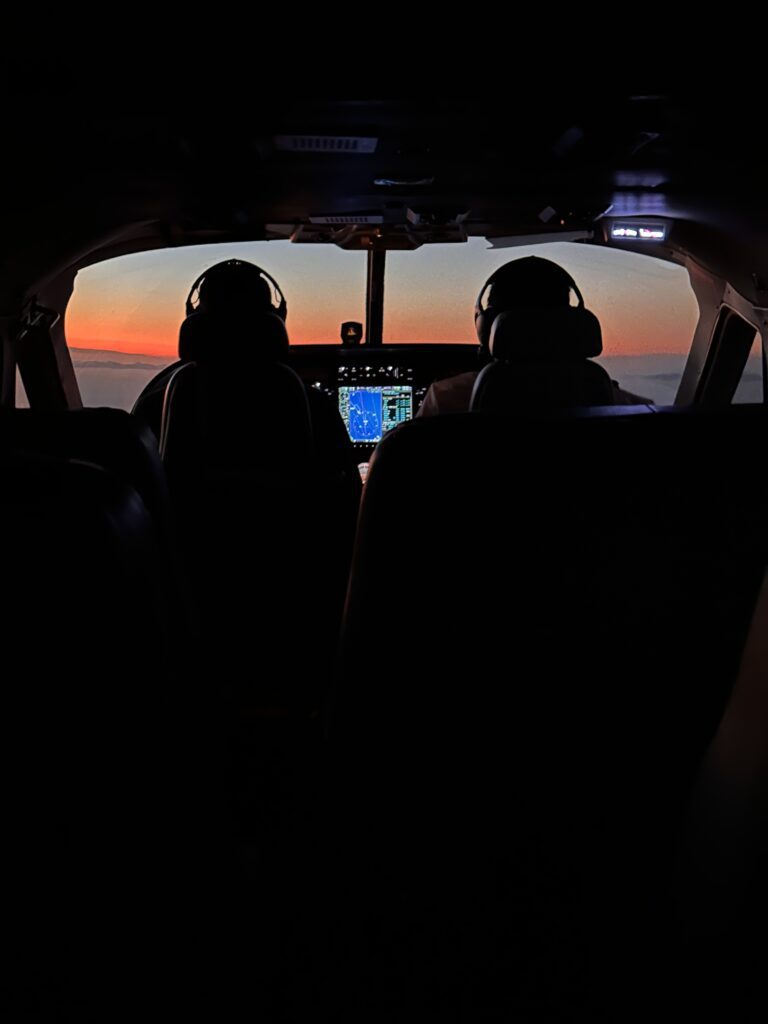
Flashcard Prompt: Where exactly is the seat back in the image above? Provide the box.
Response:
[337,405,768,761]
[0,406,186,639]
[158,312,354,713]
[471,305,615,411]
[160,359,313,487]
[471,356,616,410]
[0,450,186,1018]
[675,568,768,1017]
[327,405,768,1015]
[160,308,314,486]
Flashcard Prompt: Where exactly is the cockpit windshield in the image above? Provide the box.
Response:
[65,237,701,409]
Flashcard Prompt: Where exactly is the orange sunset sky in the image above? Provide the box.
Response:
[65,239,699,359]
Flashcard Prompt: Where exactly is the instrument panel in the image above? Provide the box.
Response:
[287,343,479,456]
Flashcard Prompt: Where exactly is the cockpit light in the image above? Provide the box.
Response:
[611,222,667,241]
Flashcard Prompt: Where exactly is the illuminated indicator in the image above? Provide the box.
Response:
[611,222,666,241]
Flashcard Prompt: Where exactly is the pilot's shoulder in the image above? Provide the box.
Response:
[432,370,480,389]
[611,381,654,405]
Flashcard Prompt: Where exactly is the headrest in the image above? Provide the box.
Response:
[489,307,603,361]
[178,310,290,363]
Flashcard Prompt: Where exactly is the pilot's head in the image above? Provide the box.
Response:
[193,259,274,317]
[180,259,289,362]
[474,256,584,352]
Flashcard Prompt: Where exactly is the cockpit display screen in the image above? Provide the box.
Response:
[338,385,413,443]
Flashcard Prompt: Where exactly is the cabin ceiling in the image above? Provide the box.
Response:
[2,90,767,307]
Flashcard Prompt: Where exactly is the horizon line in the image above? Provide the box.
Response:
[69,343,698,360]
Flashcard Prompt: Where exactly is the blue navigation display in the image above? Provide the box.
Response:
[338,386,413,443]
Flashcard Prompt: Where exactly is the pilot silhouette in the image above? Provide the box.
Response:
[132,259,360,487]
[416,256,650,416]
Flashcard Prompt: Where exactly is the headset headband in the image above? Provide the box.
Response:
[476,262,585,316]
[185,259,287,320]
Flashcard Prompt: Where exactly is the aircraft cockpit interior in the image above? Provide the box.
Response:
[2,90,767,1020]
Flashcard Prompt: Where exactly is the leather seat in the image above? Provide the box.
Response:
[158,309,357,713]
[0,406,186,639]
[0,406,174,546]
[1,450,184,1020]
[327,404,768,1017]
[470,305,616,411]
[160,311,314,487]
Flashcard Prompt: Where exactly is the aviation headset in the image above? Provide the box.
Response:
[184,258,287,320]
[474,257,585,352]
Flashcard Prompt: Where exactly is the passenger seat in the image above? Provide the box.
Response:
[326,404,768,1018]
